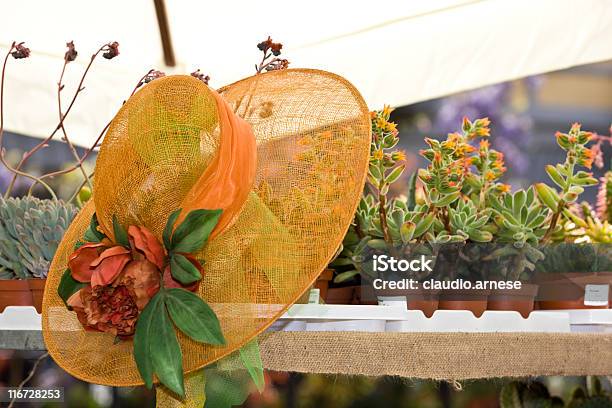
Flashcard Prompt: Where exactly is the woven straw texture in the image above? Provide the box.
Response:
[42,70,371,386]
[259,332,612,379]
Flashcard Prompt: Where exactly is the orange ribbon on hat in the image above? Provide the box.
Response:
[179,92,257,238]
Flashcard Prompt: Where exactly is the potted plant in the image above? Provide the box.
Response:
[478,188,548,317]
[332,111,608,318]
[328,107,441,309]
[357,194,439,312]
[413,118,503,317]
[0,197,77,312]
[534,243,611,309]
[419,120,603,317]
[531,124,610,309]
[328,106,411,305]
[313,268,334,302]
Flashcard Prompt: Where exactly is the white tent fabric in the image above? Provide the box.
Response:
[0,0,611,147]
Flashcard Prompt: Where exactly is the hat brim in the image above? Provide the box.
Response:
[42,69,371,386]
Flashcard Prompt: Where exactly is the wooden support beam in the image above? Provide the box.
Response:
[153,0,176,67]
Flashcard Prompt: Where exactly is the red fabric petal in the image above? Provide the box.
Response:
[122,260,161,310]
[90,246,131,267]
[66,288,84,309]
[91,252,131,287]
[128,225,166,269]
[68,243,105,283]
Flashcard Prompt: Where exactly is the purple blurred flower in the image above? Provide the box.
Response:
[0,165,32,196]
[434,78,540,175]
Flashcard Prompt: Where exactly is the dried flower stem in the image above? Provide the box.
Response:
[28,68,155,196]
[56,59,93,188]
[0,42,57,199]
[26,122,108,196]
[5,43,110,197]
[7,352,49,408]
[255,37,288,74]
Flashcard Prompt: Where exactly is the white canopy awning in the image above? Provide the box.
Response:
[1,0,611,147]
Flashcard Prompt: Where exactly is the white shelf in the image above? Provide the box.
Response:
[2,306,612,350]
[271,305,573,333]
[0,306,41,330]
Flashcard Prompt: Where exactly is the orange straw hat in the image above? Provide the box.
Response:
[42,69,370,395]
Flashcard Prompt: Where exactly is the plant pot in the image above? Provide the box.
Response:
[438,288,490,317]
[535,272,611,310]
[374,288,406,307]
[406,288,440,318]
[325,286,359,304]
[0,280,33,312]
[357,284,378,305]
[314,269,334,301]
[487,283,538,318]
[27,279,47,313]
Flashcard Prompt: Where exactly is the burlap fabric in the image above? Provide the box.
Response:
[259,332,612,379]
[42,69,371,386]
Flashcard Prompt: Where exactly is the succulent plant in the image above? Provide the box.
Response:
[492,188,549,248]
[332,114,605,285]
[565,202,612,244]
[368,199,433,246]
[535,123,598,242]
[534,243,612,274]
[449,199,493,242]
[0,197,77,279]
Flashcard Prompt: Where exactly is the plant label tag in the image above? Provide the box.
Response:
[584,284,609,307]
[308,288,320,304]
[377,296,407,308]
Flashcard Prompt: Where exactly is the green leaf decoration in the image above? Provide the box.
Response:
[204,368,251,408]
[163,208,182,250]
[150,303,185,398]
[165,288,225,345]
[112,215,130,247]
[57,269,86,306]
[83,228,99,243]
[170,254,202,285]
[134,292,164,389]
[84,214,105,243]
[171,209,222,253]
[239,340,265,392]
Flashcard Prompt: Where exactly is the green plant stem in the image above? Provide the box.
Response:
[509,246,526,280]
[354,219,365,239]
[479,156,489,209]
[541,205,563,243]
[542,160,574,243]
[442,208,451,233]
[378,191,392,244]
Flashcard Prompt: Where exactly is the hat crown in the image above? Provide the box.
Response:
[94,75,220,238]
